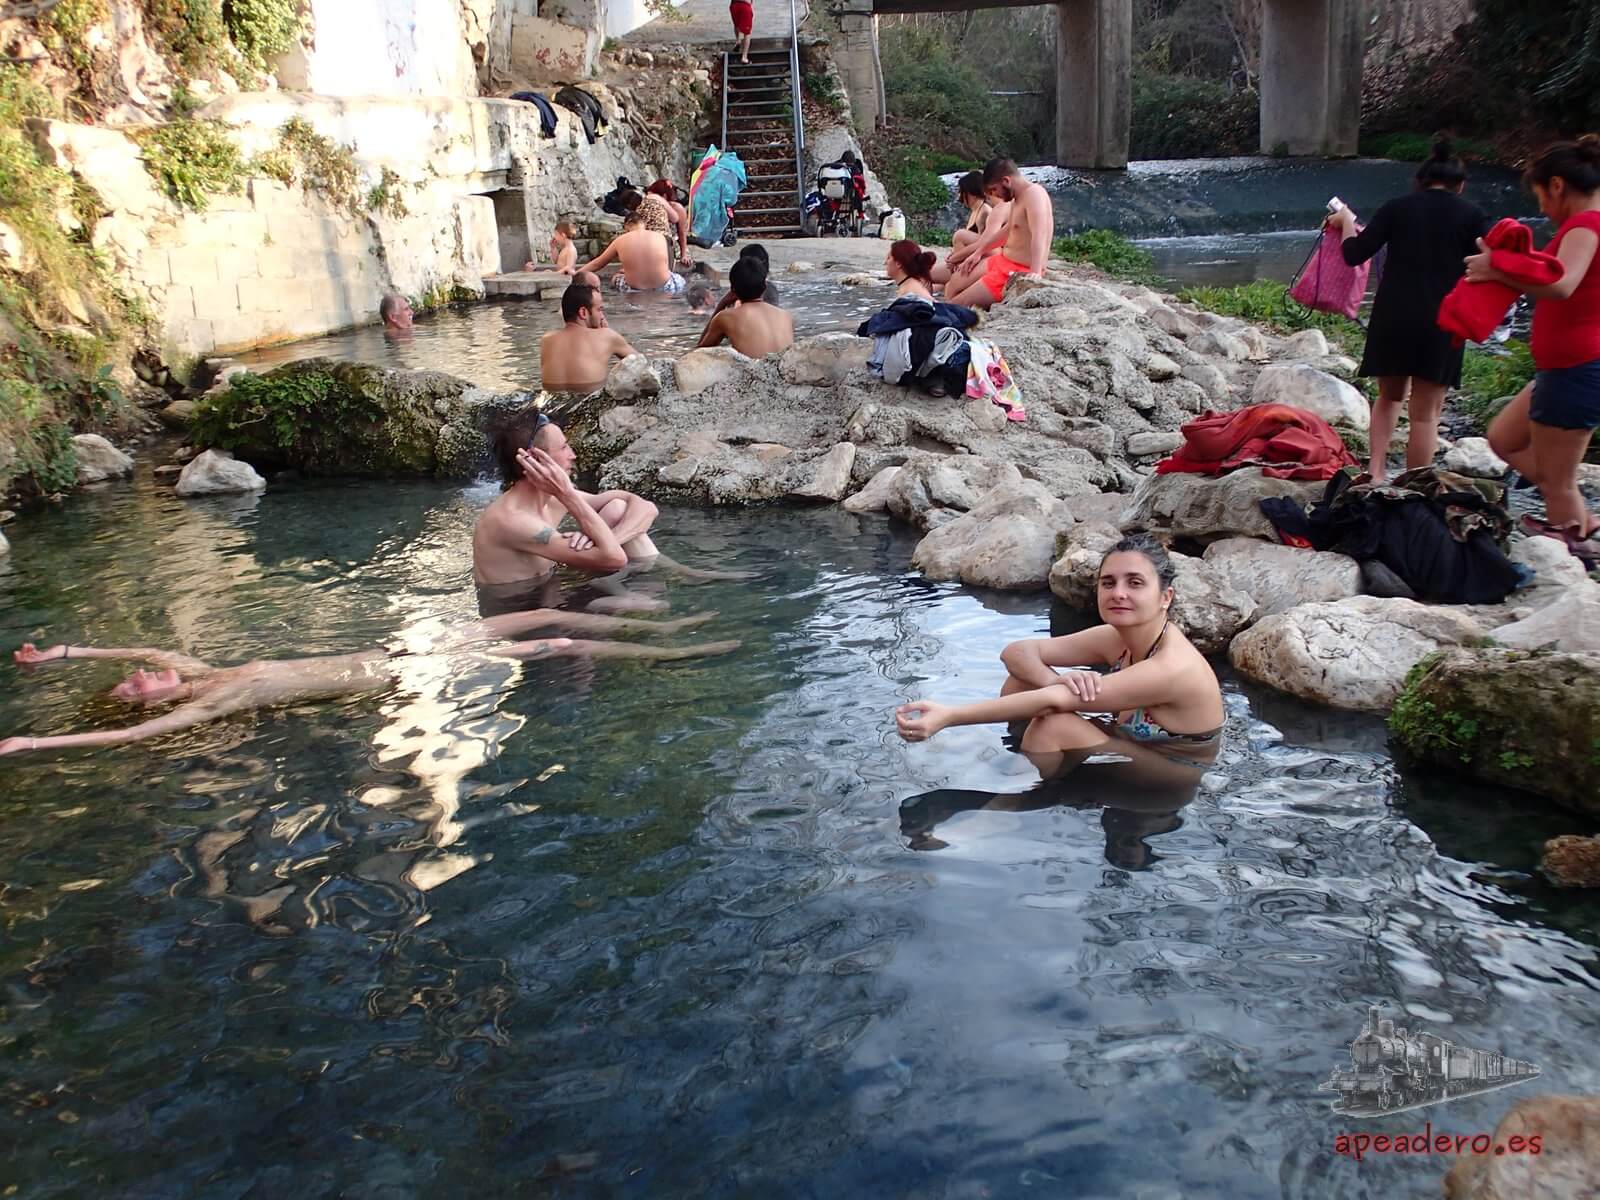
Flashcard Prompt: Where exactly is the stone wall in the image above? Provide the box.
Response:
[31,81,706,359]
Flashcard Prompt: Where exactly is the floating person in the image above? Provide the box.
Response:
[945,157,1053,309]
[694,256,794,357]
[539,282,637,394]
[379,292,414,338]
[472,410,750,617]
[579,212,686,294]
[0,612,736,757]
[895,535,1224,777]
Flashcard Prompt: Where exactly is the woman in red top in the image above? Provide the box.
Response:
[1470,137,1600,559]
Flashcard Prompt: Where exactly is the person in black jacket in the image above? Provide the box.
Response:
[1328,139,1493,482]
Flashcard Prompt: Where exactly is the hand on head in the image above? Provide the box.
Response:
[516,446,573,493]
[895,700,948,742]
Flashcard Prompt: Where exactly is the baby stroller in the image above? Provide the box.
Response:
[804,159,866,237]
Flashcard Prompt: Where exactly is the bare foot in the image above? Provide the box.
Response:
[659,611,719,633]
[585,595,670,614]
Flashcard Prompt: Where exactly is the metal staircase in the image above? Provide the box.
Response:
[718,2,806,238]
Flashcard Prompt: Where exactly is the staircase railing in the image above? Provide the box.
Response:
[720,50,729,151]
[788,0,805,216]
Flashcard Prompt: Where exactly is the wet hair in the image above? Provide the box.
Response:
[622,212,644,229]
[553,219,577,237]
[737,243,769,268]
[684,279,716,308]
[491,409,554,486]
[1415,137,1467,188]
[1523,135,1600,195]
[888,238,936,284]
[560,281,597,322]
[840,149,858,165]
[378,293,407,321]
[982,157,1018,188]
[646,179,675,198]
[1097,535,1177,590]
[957,170,985,202]
[730,256,767,301]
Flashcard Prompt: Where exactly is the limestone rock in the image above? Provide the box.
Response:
[658,457,701,486]
[1510,534,1592,610]
[1441,436,1509,478]
[1121,469,1324,543]
[158,399,197,429]
[842,465,902,513]
[1049,523,1257,653]
[598,405,657,439]
[1229,596,1487,711]
[1144,352,1180,381]
[837,272,878,286]
[0,528,8,556]
[1148,306,1198,339]
[1491,587,1600,654]
[1190,330,1249,361]
[1281,328,1329,359]
[792,442,857,501]
[912,480,1073,590]
[1235,326,1269,359]
[1060,418,1116,459]
[604,354,661,401]
[1580,462,1600,492]
[153,464,182,482]
[1541,837,1600,888]
[1201,537,1362,617]
[0,220,31,272]
[888,456,1023,531]
[1250,363,1370,431]
[1125,431,1183,458]
[175,449,267,496]
[779,333,871,386]
[1442,1094,1600,1200]
[1180,361,1230,401]
[72,434,134,484]
[673,347,752,396]
[785,261,817,273]
[1392,647,1600,814]
[1105,350,1155,411]
[1061,491,1130,526]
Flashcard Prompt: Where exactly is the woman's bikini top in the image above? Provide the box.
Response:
[1108,622,1222,745]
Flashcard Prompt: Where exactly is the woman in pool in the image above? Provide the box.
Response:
[895,535,1224,779]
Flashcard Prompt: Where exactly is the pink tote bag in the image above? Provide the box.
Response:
[1289,226,1371,320]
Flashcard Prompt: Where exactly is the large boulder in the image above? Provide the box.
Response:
[604,354,661,401]
[1442,1094,1600,1200]
[1228,596,1488,711]
[1491,587,1600,654]
[912,480,1073,590]
[175,449,266,496]
[1280,328,1328,359]
[191,359,504,479]
[1049,523,1257,653]
[1541,836,1600,888]
[779,333,871,385]
[791,442,857,502]
[841,465,902,513]
[673,347,754,396]
[1442,436,1508,479]
[1250,363,1370,432]
[1393,648,1600,814]
[1201,537,1362,617]
[1121,469,1324,543]
[72,434,133,484]
[887,456,1023,531]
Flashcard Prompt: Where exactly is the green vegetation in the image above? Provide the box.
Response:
[42,0,105,72]
[0,66,137,500]
[135,118,248,210]
[142,0,231,77]
[1130,73,1257,160]
[801,71,844,115]
[1175,279,1364,356]
[908,224,952,247]
[879,147,968,217]
[1457,341,1535,429]
[274,116,365,217]
[222,0,301,71]
[366,166,410,220]
[1357,131,1498,163]
[1051,230,1157,284]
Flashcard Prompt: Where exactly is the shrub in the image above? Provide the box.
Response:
[222,0,301,70]
[880,147,966,216]
[1130,73,1259,160]
[802,71,843,114]
[135,118,247,210]
[1051,230,1157,283]
[1457,341,1535,429]
[142,0,230,76]
[1358,131,1498,162]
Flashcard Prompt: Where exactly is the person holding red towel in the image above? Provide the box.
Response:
[1326,140,1490,482]
[1468,137,1600,561]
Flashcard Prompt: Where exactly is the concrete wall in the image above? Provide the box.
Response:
[274,0,485,98]
[27,82,705,358]
[1056,0,1131,169]
[1259,0,1363,156]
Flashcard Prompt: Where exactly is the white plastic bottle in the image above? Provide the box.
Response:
[879,208,906,241]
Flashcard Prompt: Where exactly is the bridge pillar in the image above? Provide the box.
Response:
[1260,0,1363,157]
[1055,0,1131,169]
[835,0,886,132]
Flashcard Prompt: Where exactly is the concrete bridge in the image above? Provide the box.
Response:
[833,0,1363,168]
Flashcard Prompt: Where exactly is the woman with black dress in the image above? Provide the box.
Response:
[1327,141,1492,482]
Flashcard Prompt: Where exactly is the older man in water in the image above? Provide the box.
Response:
[379,292,414,337]
[0,611,736,756]
[540,281,637,394]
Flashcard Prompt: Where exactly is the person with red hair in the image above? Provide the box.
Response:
[645,179,691,266]
[857,240,978,395]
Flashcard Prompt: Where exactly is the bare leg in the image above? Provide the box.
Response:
[1528,420,1598,531]
[1487,383,1539,481]
[495,637,740,662]
[468,609,717,641]
[1404,378,1447,471]
[1368,375,1407,482]
[947,277,998,310]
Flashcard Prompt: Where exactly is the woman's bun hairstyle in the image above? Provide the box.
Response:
[1523,135,1600,194]
[888,238,935,284]
[1415,134,1467,188]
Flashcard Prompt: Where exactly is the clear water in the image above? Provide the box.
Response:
[237,277,894,393]
[2,473,1598,1197]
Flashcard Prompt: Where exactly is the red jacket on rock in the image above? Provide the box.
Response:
[1155,403,1359,481]
[1436,217,1564,347]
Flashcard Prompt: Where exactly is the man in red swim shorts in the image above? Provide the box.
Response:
[947,157,1055,310]
[730,0,753,63]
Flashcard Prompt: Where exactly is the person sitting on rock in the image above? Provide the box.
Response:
[579,212,685,295]
[379,293,414,337]
[0,612,736,757]
[522,221,580,275]
[945,157,1053,310]
[694,256,794,357]
[472,410,751,617]
[895,534,1224,780]
[539,282,636,394]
